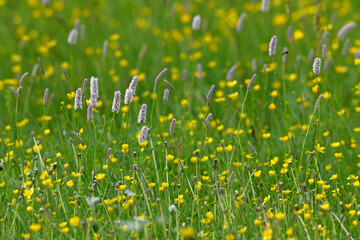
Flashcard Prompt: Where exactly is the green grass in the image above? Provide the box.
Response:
[0,0,360,239]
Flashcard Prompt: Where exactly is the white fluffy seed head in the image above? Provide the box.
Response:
[312,57,321,75]
[192,15,201,30]
[112,91,121,113]
[74,88,83,110]
[269,35,277,57]
[138,104,147,123]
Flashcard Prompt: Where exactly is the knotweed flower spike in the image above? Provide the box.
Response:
[74,88,83,110]
[83,78,87,93]
[322,44,327,58]
[236,13,246,32]
[343,39,350,57]
[90,76,99,98]
[205,113,212,124]
[251,59,257,72]
[247,74,257,89]
[87,105,94,121]
[43,88,49,106]
[31,64,38,77]
[124,88,133,104]
[226,64,237,81]
[129,76,139,94]
[206,85,215,102]
[112,91,121,113]
[19,72,29,85]
[261,0,270,12]
[314,94,323,111]
[197,64,203,80]
[170,118,176,135]
[138,104,147,123]
[81,24,85,40]
[312,57,321,76]
[163,89,169,102]
[16,86,23,96]
[68,29,78,45]
[90,92,97,107]
[307,49,314,65]
[287,25,293,42]
[139,126,150,142]
[38,58,45,76]
[155,68,168,84]
[192,15,201,30]
[163,79,174,90]
[337,22,356,40]
[182,70,187,81]
[102,40,108,58]
[269,35,277,57]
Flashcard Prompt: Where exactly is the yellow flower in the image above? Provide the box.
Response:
[29,223,41,232]
[353,181,360,187]
[225,144,233,152]
[269,103,276,110]
[330,174,337,180]
[69,216,80,227]
[44,129,50,135]
[315,143,325,153]
[263,133,271,139]
[95,173,105,180]
[254,170,261,178]
[275,212,285,220]
[180,227,196,239]
[320,202,330,211]
[66,180,74,188]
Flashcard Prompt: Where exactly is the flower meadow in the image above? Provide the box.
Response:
[1,0,360,239]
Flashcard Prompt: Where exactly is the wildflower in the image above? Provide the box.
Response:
[313,57,321,75]
[89,92,97,107]
[320,202,330,211]
[19,72,29,85]
[87,105,94,121]
[155,68,168,84]
[314,94,323,111]
[74,88,83,110]
[337,22,356,40]
[138,126,150,143]
[43,88,49,106]
[315,143,325,153]
[90,76,99,98]
[226,64,237,81]
[236,13,246,32]
[138,104,147,123]
[180,227,196,239]
[247,74,257,89]
[67,29,78,45]
[275,212,285,220]
[261,0,270,12]
[192,15,201,30]
[69,216,80,226]
[124,89,133,104]
[163,88,169,102]
[86,196,100,207]
[170,118,176,135]
[206,85,215,102]
[129,76,139,94]
[254,171,261,177]
[112,91,121,113]
[168,205,177,213]
[29,223,41,232]
[269,35,277,57]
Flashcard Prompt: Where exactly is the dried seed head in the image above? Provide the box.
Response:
[247,141,258,155]
[138,104,147,123]
[43,88,49,106]
[269,35,277,57]
[67,29,78,45]
[247,74,257,89]
[90,76,99,98]
[155,68,168,84]
[19,72,29,85]
[226,64,237,81]
[112,91,121,113]
[192,15,201,30]
[206,85,215,102]
[314,94,323,111]
[312,57,321,75]
[139,126,150,143]
[236,13,246,32]
[74,88,83,110]
[124,88,133,104]
[163,88,169,102]
[87,104,94,121]
[337,22,356,40]
[261,0,270,12]
[170,118,176,135]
